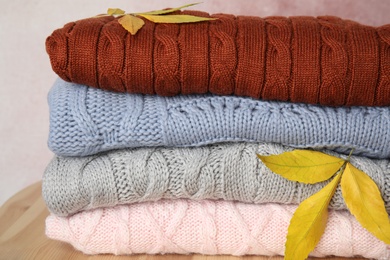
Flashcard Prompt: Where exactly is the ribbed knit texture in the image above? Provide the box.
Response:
[42,142,390,217]
[48,78,390,158]
[45,200,390,258]
[46,11,390,107]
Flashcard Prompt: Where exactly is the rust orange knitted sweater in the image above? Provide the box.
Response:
[46,11,390,106]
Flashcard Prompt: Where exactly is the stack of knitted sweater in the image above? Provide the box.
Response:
[43,10,390,258]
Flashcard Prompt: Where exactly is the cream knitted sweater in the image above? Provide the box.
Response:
[46,200,390,258]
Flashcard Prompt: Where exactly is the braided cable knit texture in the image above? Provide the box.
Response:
[48,78,390,158]
[45,200,390,258]
[46,11,390,106]
[42,142,390,217]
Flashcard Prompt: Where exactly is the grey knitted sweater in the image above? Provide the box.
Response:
[42,143,390,216]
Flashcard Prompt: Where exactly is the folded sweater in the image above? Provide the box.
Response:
[46,11,390,107]
[48,78,390,158]
[42,142,390,217]
[46,200,390,258]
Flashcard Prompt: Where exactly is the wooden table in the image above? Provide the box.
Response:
[0,182,366,260]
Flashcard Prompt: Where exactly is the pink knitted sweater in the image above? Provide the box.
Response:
[46,200,390,258]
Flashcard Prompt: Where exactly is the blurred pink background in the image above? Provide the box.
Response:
[0,0,389,206]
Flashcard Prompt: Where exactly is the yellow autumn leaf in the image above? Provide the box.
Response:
[285,173,342,260]
[341,162,390,244]
[137,3,201,15]
[139,14,216,24]
[257,150,344,184]
[118,15,145,35]
[107,8,125,16]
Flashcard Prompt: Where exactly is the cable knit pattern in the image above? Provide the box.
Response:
[46,11,390,106]
[262,17,290,101]
[377,25,390,106]
[42,142,390,217]
[318,17,347,105]
[45,200,390,258]
[48,78,390,158]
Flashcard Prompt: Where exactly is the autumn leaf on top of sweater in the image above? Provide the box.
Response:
[96,3,216,35]
[118,14,145,35]
[258,149,390,260]
[341,163,390,244]
[257,150,344,184]
[285,173,342,260]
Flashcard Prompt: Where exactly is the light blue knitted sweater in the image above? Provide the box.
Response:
[48,79,390,158]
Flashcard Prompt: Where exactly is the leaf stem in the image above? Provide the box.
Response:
[346,148,355,162]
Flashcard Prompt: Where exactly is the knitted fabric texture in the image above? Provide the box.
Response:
[46,11,390,107]
[48,78,390,158]
[42,142,390,217]
[45,200,390,258]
